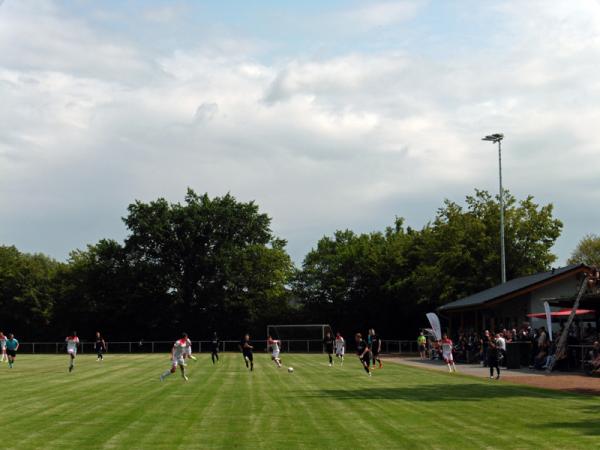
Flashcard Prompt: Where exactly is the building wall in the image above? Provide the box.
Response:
[529,273,581,329]
[530,274,581,313]
[489,294,531,330]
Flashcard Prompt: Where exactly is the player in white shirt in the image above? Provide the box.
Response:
[0,332,7,363]
[267,336,283,368]
[440,334,456,373]
[65,332,80,372]
[160,333,189,382]
[334,332,345,366]
[185,336,197,361]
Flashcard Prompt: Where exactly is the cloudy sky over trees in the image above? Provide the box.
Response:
[1,0,598,263]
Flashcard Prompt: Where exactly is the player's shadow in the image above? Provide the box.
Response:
[308,383,572,402]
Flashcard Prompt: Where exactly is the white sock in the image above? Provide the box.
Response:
[161,370,172,378]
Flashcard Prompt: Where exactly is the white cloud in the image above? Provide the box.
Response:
[0,0,599,265]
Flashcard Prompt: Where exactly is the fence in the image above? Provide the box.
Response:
[14,340,419,355]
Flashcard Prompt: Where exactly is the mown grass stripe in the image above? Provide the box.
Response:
[1,354,599,449]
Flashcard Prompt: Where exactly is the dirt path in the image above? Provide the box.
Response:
[385,356,600,395]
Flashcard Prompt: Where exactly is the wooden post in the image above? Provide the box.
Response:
[546,274,589,373]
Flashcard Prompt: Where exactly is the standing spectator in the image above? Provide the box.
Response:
[538,327,548,348]
[496,332,507,367]
[487,334,501,379]
[417,332,427,360]
[481,330,491,367]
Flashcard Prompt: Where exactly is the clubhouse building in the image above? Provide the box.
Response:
[438,263,599,334]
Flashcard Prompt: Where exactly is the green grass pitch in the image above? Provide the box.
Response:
[1,353,599,449]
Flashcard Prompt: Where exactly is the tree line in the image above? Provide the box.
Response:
[1,188,570,341]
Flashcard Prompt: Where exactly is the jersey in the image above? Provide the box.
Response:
[440,338,453,354]
[417,335,426,346]
[356,339,368,357]
[371,334,382,354]
[496,337,506,351]
[171,338,187,366]
[240,338,253,354]
[323,336,334,353]
[268,338,280,356]
[5,338,18,351]
[66,336,79,353]
[95,338,105,351]
[335,336,345,354]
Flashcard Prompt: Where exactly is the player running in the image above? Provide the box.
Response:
[66,332,80,372]
[369,329,383,369]
[355,333,371,376]
[267,335,283,368]
[440,333,457,373]
[95,332,107,362]
[0,331,7,363]
[5,333,18,368]
[323,331,335,366]
[239,334,254,371]
[334,332,345,366]
[211,332,220,364]
[160,333,189,382]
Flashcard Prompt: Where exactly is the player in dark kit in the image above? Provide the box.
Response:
[239,334,254,371]
[369,328,383,369]
[355,333,372,376]
[95,331,107,361]
[323,331,335,366]
[211,332,220,364]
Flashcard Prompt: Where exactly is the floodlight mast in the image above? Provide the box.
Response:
[482,133,506,284]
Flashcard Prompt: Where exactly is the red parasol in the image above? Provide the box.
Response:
[527,309,596,318]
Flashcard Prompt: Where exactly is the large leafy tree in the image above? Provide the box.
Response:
[296,190,563,337]
[122,189,293,337]
[294,220,423,337]
[568,234,600,267]
[0,246,62,338]
[410,190,563,307]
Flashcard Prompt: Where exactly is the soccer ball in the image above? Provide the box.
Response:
[288,367,294,373]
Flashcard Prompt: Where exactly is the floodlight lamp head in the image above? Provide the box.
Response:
[482,133,504,143]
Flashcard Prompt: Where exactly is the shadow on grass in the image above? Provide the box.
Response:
[305,383,573,402]
[540,421,600,436]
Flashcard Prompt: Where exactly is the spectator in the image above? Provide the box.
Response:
[417,332,427,360]
[584,323,596,342]
[533,345,548,370]
[584,341,600,375]
[481,330,490,367]
[487,334,501,379]
[496,332,507,366]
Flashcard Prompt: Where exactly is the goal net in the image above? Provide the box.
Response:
[266,324,333,353]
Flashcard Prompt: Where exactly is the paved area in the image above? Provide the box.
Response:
[385,357,600,395]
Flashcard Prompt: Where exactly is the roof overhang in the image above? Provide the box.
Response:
[438,265,590,314]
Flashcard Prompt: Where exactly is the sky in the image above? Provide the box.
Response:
[1,0,600,266]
